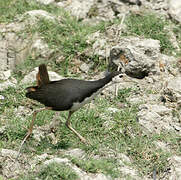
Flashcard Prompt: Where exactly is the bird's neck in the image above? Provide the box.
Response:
[97,71,120,86]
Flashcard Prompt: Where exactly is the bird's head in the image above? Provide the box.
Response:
[112,73,133,84]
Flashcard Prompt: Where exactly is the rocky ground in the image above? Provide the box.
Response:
[0,0,181,179]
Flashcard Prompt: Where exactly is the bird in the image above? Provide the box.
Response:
[17,64,126,158]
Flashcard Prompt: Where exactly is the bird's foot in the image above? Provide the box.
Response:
[79,136,91,145]
[80,137,87,144]
[16,130,32,160]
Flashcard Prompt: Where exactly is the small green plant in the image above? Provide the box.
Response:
[20,162,79,180]
[0,1,179,179]
[124,13,174,54]
[71,158,120,178]
[87,5,99,18]
[0,0,63,23]
[116,88,132,103]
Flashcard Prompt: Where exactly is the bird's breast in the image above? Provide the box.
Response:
[70,86,105,112]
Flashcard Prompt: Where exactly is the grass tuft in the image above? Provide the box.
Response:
[20,162,79,180]
[124,13,174,54]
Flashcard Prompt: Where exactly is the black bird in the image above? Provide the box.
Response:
[17,64,125,156]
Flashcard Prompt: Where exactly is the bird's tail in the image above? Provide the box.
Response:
[36,64,50,87]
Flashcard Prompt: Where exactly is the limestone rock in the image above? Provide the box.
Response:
[80,63,90,73]
[31,39,53,58]
[24,10,56,24]
[32,129,46,142]
[0,70,11,80]
[0,10,56,71]
[65,148,86,158]
[170,155,181,179]
[119,166,141,180]
[108,37,160,78]
[1,149,18,159]
[20,67,63,84]
[0,80,16,91]
[57,0,94,19]
[169,0,181,23]
[0,27,32,71]
[36,0,54,5]
[0,126,6,135]
[44,157,69,165]
[164,76,181,102]
[138,104,174,133]
[0,95,5,100]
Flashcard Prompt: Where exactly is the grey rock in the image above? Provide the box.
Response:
[14,106,32,118]
[0,25,31,71]
[24,10,56,24]
[119,166,141,180]
[138,104,174,133]
[65,148,86,159]
[80,63,90,73]
[0,80,16,91]
[20,67,63,84]
[36,0,54,5]
[0,95,5,100]
[169,0,181,23]
[1,149,18,159]
[154,141,170,152]
[0,30,31,71]
[89,173,110,180]
[108,37,160,78]
[164,76,181,102]
[33,153,49,163]
[107,107,119,113]
[32,129,46,142]
[43,157,111,180]
[118,153,131,163]
[170,155,181,179]
[95,1,115,21]
[57,0,94,19]
[0,70,11,80]
[92,38,110,58]
[47,133,58,145]
[45,71,63,81]
[44,157,69,165]
[0,10,56,71]
[0,126,6,134]
[141,0,168,16]
[150,104,171,116]
[31,38,53,58]
[86,31,111,58]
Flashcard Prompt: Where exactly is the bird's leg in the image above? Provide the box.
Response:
[66,111,87,144]
[16,107,51,159]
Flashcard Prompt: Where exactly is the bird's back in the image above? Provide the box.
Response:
[26,64,121,111]
[26,78,107,111]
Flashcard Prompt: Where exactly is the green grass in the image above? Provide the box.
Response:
[124,13,174,54]
[0,83,179,178]
[0,0,111,76]
[30,18,111,75]
[0,0,62,23]
[71,158,120,178]
[20,162,79,180]
[0,1,180,179]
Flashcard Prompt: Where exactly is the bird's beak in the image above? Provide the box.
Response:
[122,74,134,82]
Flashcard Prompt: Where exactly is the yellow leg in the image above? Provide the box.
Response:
[66,111,87,144]
[16,107,51,159]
